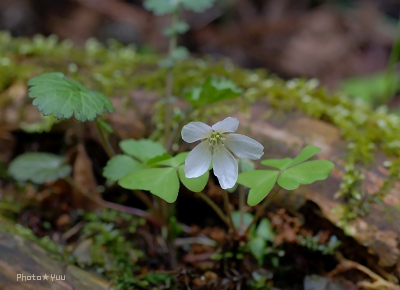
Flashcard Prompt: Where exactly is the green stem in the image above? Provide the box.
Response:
[94,119,115,158]
[244,187,282,237]
[196,192,230,227]
[65,177,162,226]
[238,185,246,233]
[222,190,237,234]
[164,9,179,150]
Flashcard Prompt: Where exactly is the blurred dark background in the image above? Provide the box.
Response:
[1,0,399,88]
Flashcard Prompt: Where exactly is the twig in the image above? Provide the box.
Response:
[65,177,161,226]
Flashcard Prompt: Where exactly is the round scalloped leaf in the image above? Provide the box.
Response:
[103,155,143,182]
[119,139,166,164]
[28,72,114,122]
[119,168,179,203]
[237,170,279,206]
[8,152,71,184]
[277,160,334,190]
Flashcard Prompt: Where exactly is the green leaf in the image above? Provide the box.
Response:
[183,76,242,108]
[157,152,188,167]
[181,0,215,12]
[119,139,166,164]
[288,146,321,167]
[103,155,142,182]
[8,152,71,184]
[239,159,255,173]
[143,0,177,15]
[277,160,334,190]
[170,46,189,61]
[261,158,292,170]
[119,168,179,203]
[249,236,266,265]
[163,21,190,36]
[178,165,208,192]
[256,218,274,242]
[339,71,400,106]
[237,170,279,206]
[28,72,114,122]
[147,153,172,166]
[231,211,254,229]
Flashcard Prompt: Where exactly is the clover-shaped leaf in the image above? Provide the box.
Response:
[28,72,114,122]
[120,139,166,164]
[238,146,334,205]
[119,168,179,203]
[118,152,208,203]
[183,76,242,108]
[237,170,279,206]
[103,155,143,182]
[8,152,71,184]
[277,160,334,190]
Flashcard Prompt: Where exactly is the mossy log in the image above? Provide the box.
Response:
[0,217,111,290]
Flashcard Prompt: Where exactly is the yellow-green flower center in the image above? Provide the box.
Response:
[208,131,225,148]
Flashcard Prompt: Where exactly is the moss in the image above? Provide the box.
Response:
[1,31,399,224]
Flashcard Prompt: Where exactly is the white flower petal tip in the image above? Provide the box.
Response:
[224,134,264,160]
[212,117,239,133]
[181,122,212,143]
[213,146,238,189]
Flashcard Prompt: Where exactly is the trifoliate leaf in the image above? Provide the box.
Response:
[119,139,166,164]
[288,146,321,167]
[183,76,242,108]
[261,158,292,170]
[157,152,188,167]
[147,153,173,166]
[28,72,114,122]
[143,0,177,15]
[181,0,215,12]
[8,152,71,184]
[119,168,179,203]
[178,165,208,192]
[103,155,142,182]
[277,160,334,190]
[237,170,279,206]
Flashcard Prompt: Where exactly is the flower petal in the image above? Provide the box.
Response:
[184,142,212,178]
[212,117,239,133]
[224,134,264,160]
[212,145,238,189]
[181,122,212,143]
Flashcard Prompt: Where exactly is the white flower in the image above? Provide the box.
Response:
[181,117,264,189]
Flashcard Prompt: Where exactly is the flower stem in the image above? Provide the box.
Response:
[238,184,246,233]
[244,187,281,236]
[65,177,162,226]
[94,119,115,158]
[222,190,237,234]
[195,192,230,227]
[164,9,179,150]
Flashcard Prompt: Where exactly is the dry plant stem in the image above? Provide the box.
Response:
[244,187,281,236]
[329,252,399,290]
[164,10,179,150]
[222,191,237,234]
[196,192,230,227]
[65,177,161,226]
[94,119,115,158]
